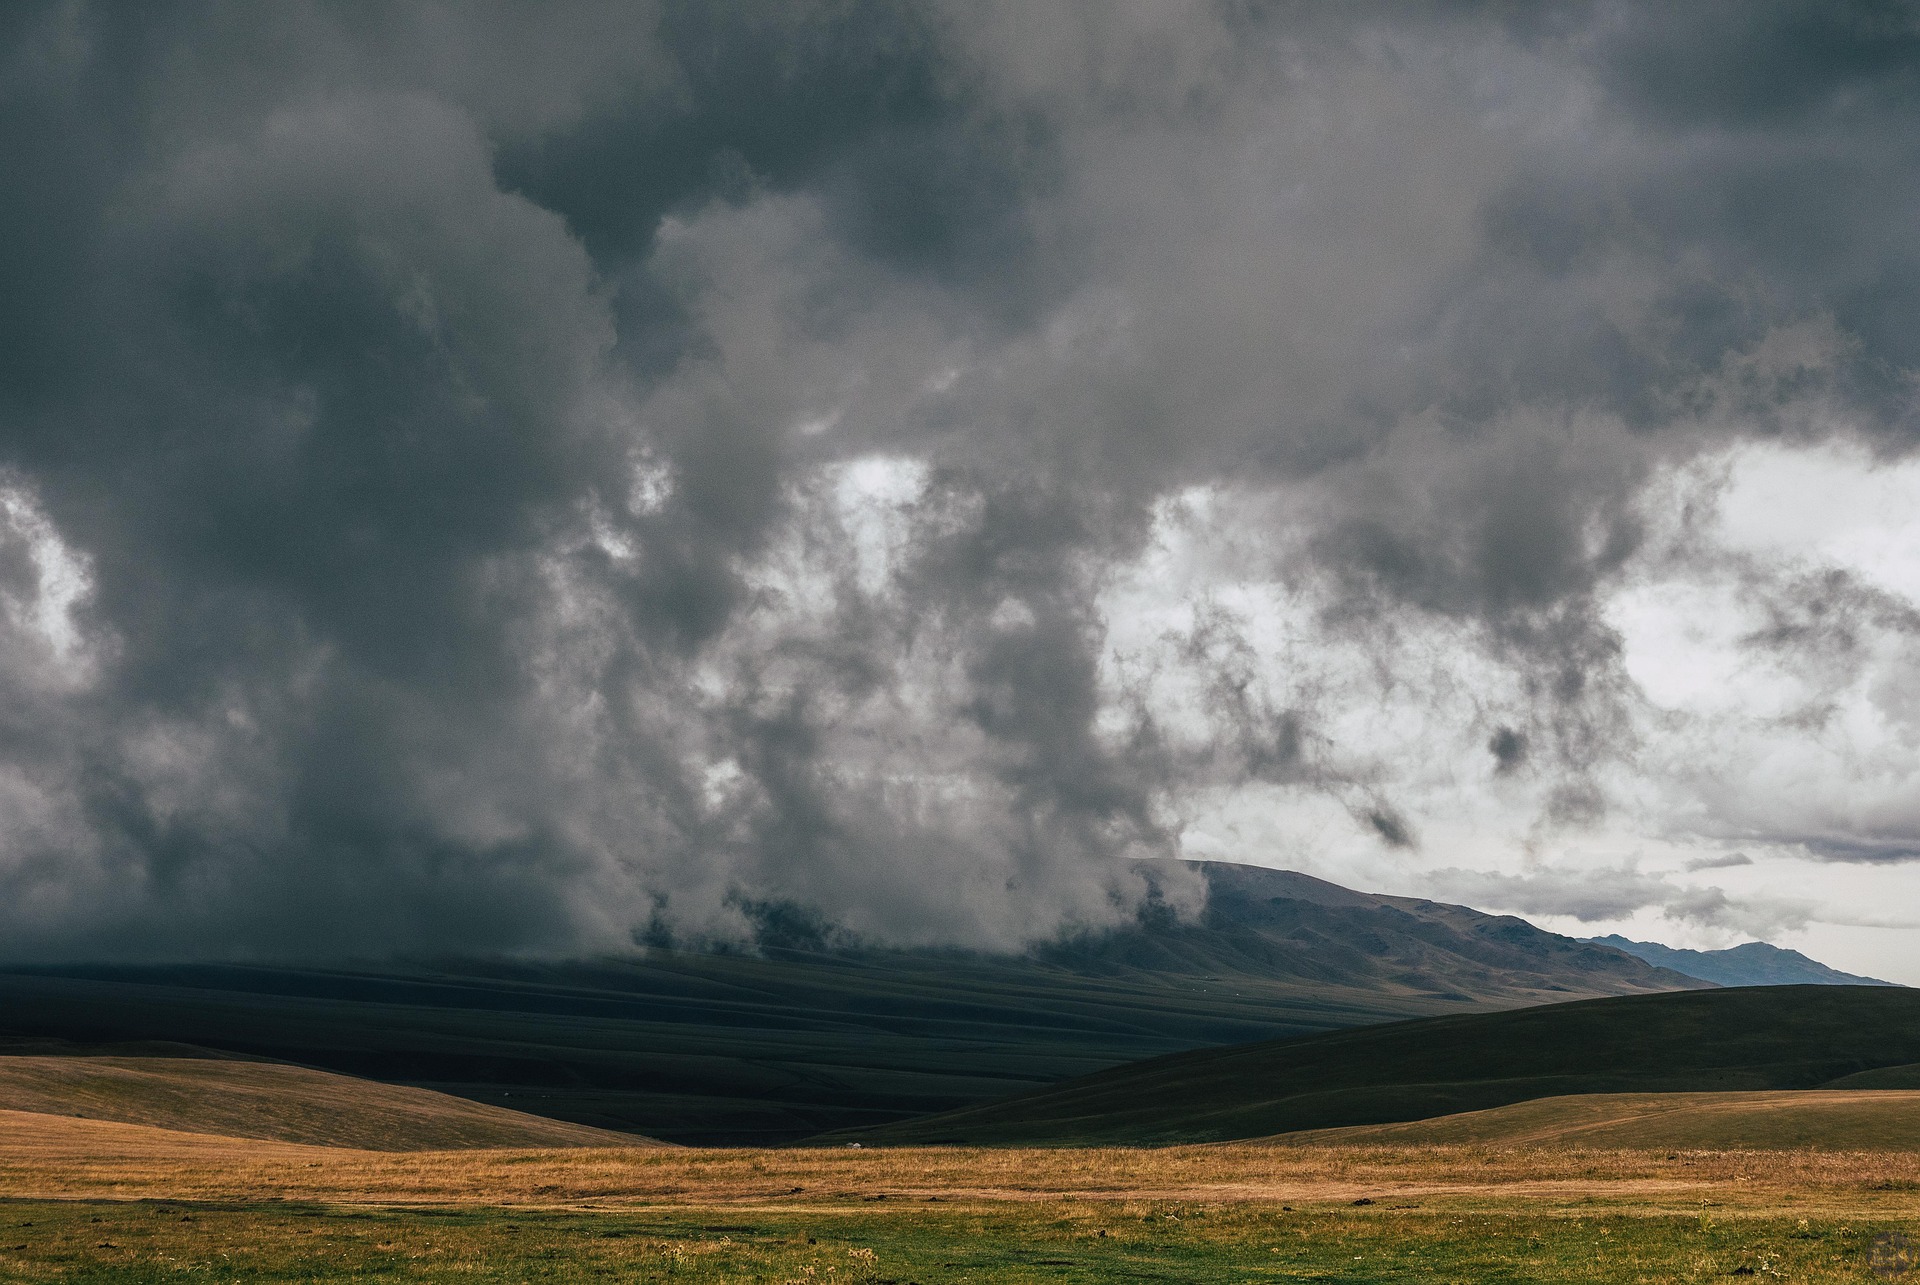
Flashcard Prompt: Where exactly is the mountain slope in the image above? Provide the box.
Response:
[1047,862,1706,1003]
[1585,935,1894,987]
[0,1056,648,1150]
[837,984,1920,1146]
[0,861,1698,1145]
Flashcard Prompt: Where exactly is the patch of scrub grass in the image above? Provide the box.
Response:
[0,1201,1911,1283]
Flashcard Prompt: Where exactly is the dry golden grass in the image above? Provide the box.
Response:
[0,1056,649,1150]
[5,1107,1920,1282]
[4,1106,1920,1221]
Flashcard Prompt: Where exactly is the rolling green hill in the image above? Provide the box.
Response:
[836,985,1920,1146]
[0,1056,647,1150]
[0,861,1697,1145]
[1269,1089,1920,1150]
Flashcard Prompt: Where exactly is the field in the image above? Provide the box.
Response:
[3,1107,1919,1282]
[7,983,1920,1279]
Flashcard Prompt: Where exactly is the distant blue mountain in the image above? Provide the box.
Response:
[1584,935,1897,988]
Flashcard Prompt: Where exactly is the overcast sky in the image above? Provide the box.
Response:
[3,2,1919,980]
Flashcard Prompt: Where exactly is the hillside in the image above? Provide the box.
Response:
[837,984,1920,1146]
[0,1056,649,1150]
[1274,1089,1920,1150]
[1822,1062,1920,1089]
[0,861,1697,1145]
[1586,935,1894,987]
[1050,862,1704,1001]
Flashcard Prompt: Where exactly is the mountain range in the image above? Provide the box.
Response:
[1585,935,1894,987]
[0,860,1698,1144]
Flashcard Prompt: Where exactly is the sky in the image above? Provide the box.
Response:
[2,2,1919,981]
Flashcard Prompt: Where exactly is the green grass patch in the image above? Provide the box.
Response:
[0,1200,1910,1283]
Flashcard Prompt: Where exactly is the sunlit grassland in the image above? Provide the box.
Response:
[0,1206,1912,1283]
[2,1197,1914,1282]
[3,1111,1918,1281]
[0,1059,642,1152]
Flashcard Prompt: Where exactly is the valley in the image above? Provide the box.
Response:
[1,866,1910,1281]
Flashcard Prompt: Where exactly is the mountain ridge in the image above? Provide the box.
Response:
[1057,861,1709,1002]
[1584,934,1895,988]
[0,860,1699,1144]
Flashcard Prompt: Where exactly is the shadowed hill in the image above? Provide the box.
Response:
[1823,1063,1920,1089]
[0,861,1698,1145]
[836,985,1920,1146]
[1270,1089,1920,1150]
[0,1056,650,1150]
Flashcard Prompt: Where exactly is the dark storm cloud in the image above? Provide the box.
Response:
[1488,727,1527,775]
[1686,852,1754,873]
[1364,808,1416,850]
[1796,836,1920,864]
[0,0,1915,958]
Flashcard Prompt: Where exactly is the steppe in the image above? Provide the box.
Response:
[4,1092,1920,1281]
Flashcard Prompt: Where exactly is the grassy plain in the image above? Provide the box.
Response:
[3,1109,1920,1281]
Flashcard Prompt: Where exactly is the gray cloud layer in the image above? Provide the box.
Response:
[0,1,1916,958]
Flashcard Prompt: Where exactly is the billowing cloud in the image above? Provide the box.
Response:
[1420,864,1813,939]
[1685,853,1753,873]
[0,1,1917,961]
